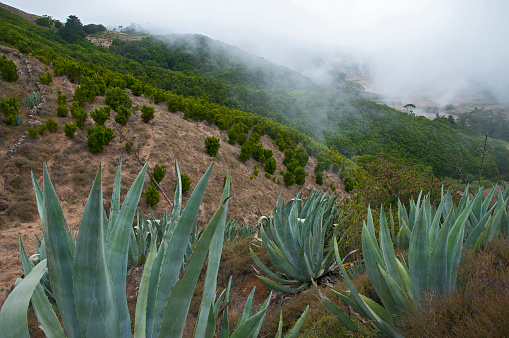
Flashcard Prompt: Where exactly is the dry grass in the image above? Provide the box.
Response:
[400,236,509,337]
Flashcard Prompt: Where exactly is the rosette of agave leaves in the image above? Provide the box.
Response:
[322,185,509,337]
[251,191,343,293]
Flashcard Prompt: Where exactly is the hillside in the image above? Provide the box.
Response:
[0,43,348,306]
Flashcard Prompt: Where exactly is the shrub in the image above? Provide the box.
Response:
[45,118,58,132]
[63,121,77,138]
[204,136,220,157]
[239,142,252,162]
[151,164,166,184]
[140,105,155,123]
[315,172,323,185]
[36,124,46,135]
[35,16,51,27]
[181,174,192,192]
[283,171,295,186]
[145,182,160,206]
[265,172,271,179]
[294,166,306,186]
[28,127,37,138]
[70,102,87,128]
[90,106,111,125]
[114,105,130,125]
[57,104,68,117]
[0,55,19,82]
[86,125,114,153]
[57,91,67,105]
[124,139,133,152]
[38,72,52,85]
[105,87,132,111]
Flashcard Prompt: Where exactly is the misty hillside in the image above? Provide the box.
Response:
[1,4,509,338]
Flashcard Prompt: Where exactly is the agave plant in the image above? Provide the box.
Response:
[322,185,509,337]
[393,185,509,250]
[23,91,42,108]
[224,218,258,244]
[0,158,308,337]
[251,191,341,293]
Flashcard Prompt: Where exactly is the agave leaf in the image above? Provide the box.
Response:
[236,286,255,328]
[0,259,47,338]
[18,237,65,338]
[250,248,302,285]
[321,300,359,332]
[283,305,309,338]
[31,170,43,222]
[108,156,123,235]
[427,218,450,294]
[151,162,214,335]
[106,162,147,337]
[256,275,308,293]
[195,171,231,337]
[158,203,226,337]
[408,205,429,299]
[361,224,386,305]
[379,206,402,288]
[73,167,120,337]
[359,294,395,329]
[218,277,232,338]
[134,241,157,338]
[446,198,474,289]
[376,264,409,315]
[330,289,366,317]
[42,163,80,338]
[230,292,272,338]
[333,238,403,337]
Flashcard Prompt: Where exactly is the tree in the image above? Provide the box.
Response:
[264,157,277,174]
[151,164,166,184]
[204,136,220,157]
[0,56,19,82]
[283,171,295,187]
[294,166,306,186]
[91,106,111,125]
[58,15,86,43]
[105,87,132,112]
[141,105,155,123]
[404,103,416,114]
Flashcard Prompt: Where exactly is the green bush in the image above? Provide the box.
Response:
[38,72,52,85]
[141,105,155,123]
[151,164,166,184]
[125,139,134,152]
[70,102,87,128]
[86,125,114,153]
[45,118,58,132]
[294,166,306,186]
[145,182,160,206]
[57,104,68,117]
[35,16,52,27]
[105,87,132,112]
[90,106,111,125]
[28,127,37,138]
[57,91,67,105]
[315,172,324,185]
[283,171,295,186]
[114,105,131,125]
[181,174,192,192]
[36,124,47,135]
[63,122,77,138]
[0,55,19,82]
[204,136,220,157]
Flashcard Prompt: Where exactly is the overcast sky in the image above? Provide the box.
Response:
[6,0,509,103]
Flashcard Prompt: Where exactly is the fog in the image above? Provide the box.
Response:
[7,0,509,104]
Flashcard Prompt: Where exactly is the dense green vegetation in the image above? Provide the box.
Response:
[458,107,509,141]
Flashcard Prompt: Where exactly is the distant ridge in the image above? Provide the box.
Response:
[0,2,41,23]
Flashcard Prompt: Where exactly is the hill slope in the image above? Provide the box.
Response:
[0,41,347,306]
